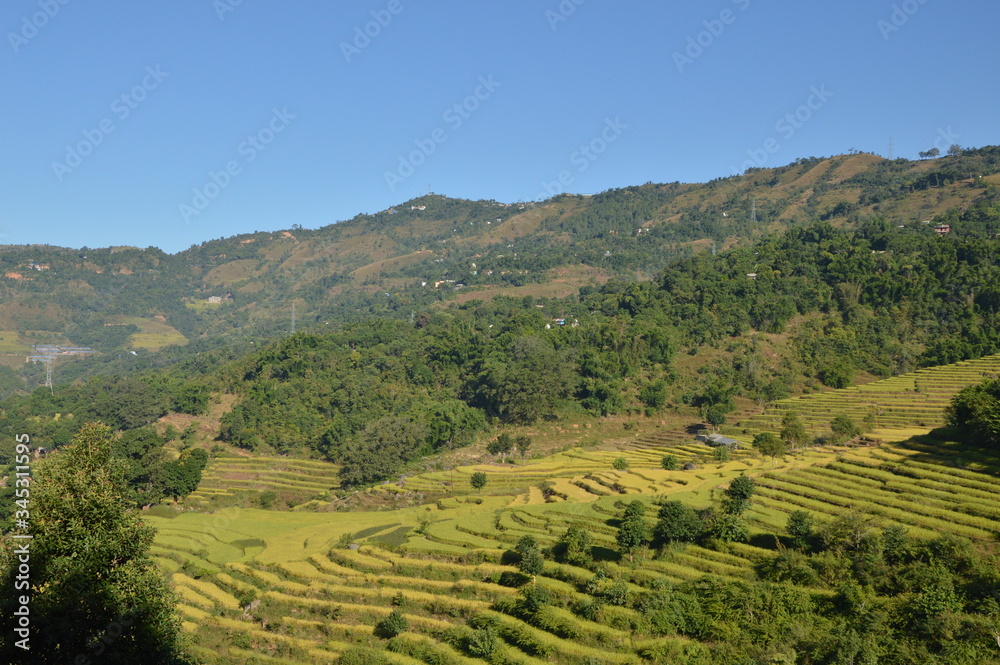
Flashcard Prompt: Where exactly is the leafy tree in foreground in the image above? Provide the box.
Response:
[552,524,593,566]
[470,471,487,492]
[617,500,648,562]
[661,454,678,470]
[786,510,814,550]
[654,500,703,545]
[0,423,190,664]
[722,474,755,516]
[946,377,1000,444]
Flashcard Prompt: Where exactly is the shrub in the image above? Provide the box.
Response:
[465,626,501,659]
[258,490,277,509]
[830,415,862,443]
[519,584,552,616]
[787,510,814,550]
[613,457,630,471]
[374,608,409,639]
[553,524,593,566]
[654,501,704,545]
[661,455,678,471]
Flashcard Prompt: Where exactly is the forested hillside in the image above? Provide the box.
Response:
[0,148,997,395]
[5,204,1000,493]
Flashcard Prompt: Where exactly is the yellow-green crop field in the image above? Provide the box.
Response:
[152,354,1000,664]
[0,330,31,354]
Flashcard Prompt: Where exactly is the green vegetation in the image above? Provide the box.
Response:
[2,149,1000,663]
[0,424,191,663]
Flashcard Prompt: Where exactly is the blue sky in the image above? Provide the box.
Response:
[1,0,997,253]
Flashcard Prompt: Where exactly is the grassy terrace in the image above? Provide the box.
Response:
[736,352,1000,439]
[151,356,1000,663]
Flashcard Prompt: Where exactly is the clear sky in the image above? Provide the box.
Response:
[1,0,997,253]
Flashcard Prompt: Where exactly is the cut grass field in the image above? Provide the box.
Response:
[154,355,1000,663]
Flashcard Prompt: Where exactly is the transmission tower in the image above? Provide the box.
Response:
[888,136,894,160]
[750,198,757,225]
[44,359,53,393]
[291,301,296,335]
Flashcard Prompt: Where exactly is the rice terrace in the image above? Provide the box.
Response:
[143,353,1000,665]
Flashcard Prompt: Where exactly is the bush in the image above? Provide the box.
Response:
[654,501,704,544]
[830,415,862,443]
[661,455,678,471]
[374,608,409,639]
[787,510,814,550]
[613,457,630,471]
[519,584,552,616]
[713,446,730,462]
[337,647,388,665]
[258,490,277,509]
[465,626,501,659]
[553,524,593,566]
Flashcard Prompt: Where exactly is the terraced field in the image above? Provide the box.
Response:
[186,456,342,508]
[737,353,1000,440]
[152,356,1000,663]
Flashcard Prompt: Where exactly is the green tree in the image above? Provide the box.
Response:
[374,608,409,639]
[786,510,814,550]
[780,411,808,449]
[466,336,575,424]
[639,379,668,409]
[487,433,513,462]
[613,457,630,471]
[722,474,755,516]
[617,500,648,562]
[553,524,593,566]
[654,500,704,545]
[0,423,191,664]
[515,535,544,578]
[161,448,208,502]
[705,404,729,429]
[661,454,678,471]
[830,415,862,444]
[470,471,488,492]
[706,511,749,543]
[946,378,1000,444]
[752,432,787,466]
[339,415,428,487]
[514,435,532,461]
